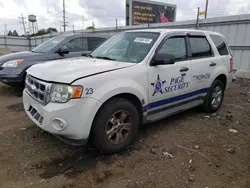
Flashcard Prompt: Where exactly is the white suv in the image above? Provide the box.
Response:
[23,29,233,153]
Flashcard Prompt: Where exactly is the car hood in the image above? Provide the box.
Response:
[0,51,41,63]
[27,57,135,84]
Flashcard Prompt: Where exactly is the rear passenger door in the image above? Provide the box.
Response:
[189,36,215,92]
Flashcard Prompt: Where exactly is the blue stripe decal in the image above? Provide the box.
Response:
[143,88,209,112]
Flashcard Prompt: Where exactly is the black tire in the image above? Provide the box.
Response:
[91,98,139,154]
[203,79,225,113]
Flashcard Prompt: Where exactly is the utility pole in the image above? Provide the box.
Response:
[4,22,8,35]
[92,22,95,32]
[36,22,39,33]
[19,13,27,35]
[116,18,118,33]
[196,7,200,29]
[3,22,7,48]
[62,0,67,32]
[82,15,84,30]
[205,0,209,18]
[73,25,75,33]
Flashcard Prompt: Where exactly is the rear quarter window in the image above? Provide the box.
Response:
[210,35,229,56]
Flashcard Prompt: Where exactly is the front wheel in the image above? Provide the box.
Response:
[203,80,225,113]
[91,98,139,154]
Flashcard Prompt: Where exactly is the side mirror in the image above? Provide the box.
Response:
[82,51,92,56]
[57,48,69,55]
[151,53,175,66]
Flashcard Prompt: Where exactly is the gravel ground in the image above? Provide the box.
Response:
[0,80,249,188]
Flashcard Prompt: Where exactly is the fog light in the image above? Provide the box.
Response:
[51,118,67,131]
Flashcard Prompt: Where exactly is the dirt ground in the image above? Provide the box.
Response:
[0,80,249,188]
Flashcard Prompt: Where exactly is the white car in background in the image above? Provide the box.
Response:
[23,29,233,153]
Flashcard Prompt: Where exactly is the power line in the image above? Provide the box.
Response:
[18,13,27,35]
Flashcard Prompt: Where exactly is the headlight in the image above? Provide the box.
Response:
[50,84,83,103]
[2,59,24,67]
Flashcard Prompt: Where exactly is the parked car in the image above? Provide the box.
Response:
[23,29,233,153]
[0,33,110,87]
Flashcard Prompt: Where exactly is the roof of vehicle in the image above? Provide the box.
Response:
[60,32,112,38]
[125,29,222,36]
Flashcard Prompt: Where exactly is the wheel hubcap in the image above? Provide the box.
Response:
[106,110,132,144]
[211,86,223,108]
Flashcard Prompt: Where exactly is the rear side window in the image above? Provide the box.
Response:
[189,37,212,58]
[210,35,229,56]
[89,37,106,50]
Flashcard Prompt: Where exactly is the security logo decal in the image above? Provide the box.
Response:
[151,75,166,96]
[151,75,190,96]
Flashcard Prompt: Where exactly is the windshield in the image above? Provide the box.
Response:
[91,32,160,63]
[32,36,66,53]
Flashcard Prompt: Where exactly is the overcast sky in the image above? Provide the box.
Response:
[0,0,249,35]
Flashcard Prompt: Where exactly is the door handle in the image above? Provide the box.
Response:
[180,67,189,72]
[210,62,217,67]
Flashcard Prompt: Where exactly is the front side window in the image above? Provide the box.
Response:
[210,35,229,56]
[32,36,66,53]
[189,37,212,58]
[61,37,88,52]
[158,37,187,61]
[91,32,160,63]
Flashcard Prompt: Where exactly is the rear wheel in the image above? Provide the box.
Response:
[203,80,225,113]
[91,98,139,154]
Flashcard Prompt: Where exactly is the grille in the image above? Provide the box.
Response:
[28,106,43,124]
[25,75,51,105]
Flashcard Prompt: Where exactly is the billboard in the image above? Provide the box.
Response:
[126,0,176,26]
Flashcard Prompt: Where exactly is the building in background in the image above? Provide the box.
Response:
[126,0,177,26]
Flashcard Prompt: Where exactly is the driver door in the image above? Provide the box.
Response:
[55,37,88,59]
[147,35,193,119]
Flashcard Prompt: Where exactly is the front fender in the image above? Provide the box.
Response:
[89,79,148,106]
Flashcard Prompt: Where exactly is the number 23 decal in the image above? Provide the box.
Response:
[85,88,93,95]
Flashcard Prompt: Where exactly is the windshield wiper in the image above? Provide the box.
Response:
[95,56,116,61]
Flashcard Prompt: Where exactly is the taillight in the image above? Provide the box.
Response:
[230,58,233,73]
